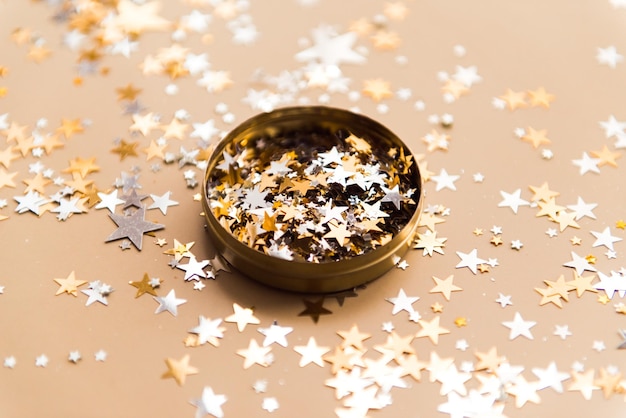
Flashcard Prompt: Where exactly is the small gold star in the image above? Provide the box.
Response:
[441,79,469,99]
[499,88,527,110]
[430,302,443,313]
[161,354,198,386]
[0,147,19,169]
[337,324,371,351]
[418,212,445,231]
[585,254,597,264]
[129,273,160,298]
[362,78,393,101]
[490,236,503,246]
[82,185,102,208]
[57,118,84,139]
[63,157,99,178]
[53,271,87,296]
[0,168,17,189]
[521,127,551,149]
[11,27,31,45]
[261,210,278,233]
[349,18,373,36]
[536,198,565,219]
[143,139,166,161]
[474,347,506,372]
[591,145,621,168]
[3,122,28,143]
[323,347,354,374]
[397,354,427,381]
[478,264,490,273]
[374,331,415,360]
[225,303,260,332]
[111,139,139,161]
[12,135,34,157]
[598,294,610,305]
[109,0,171,35]
[568,369,598,400]
[23,172,52,194]
[116,83,142,101]
[473,228,483,236]
[527,87,555,108]
[370,30,401,50]
[65,172,94,195]
[535,286,564,308]
[384,1,409,20]
[323,220,352,246]
[544,275,575,301]
[183,334,200,348]
[27,45,52,63]
[163,61,188,79]
[553,210,580,232]
[570,236,582,245]
[163,239,195,261]
[40,133,64,155]
[429,275,462,301]
[616,220,626,230]
[529,182,560,202]
[454,317,467,327]
[160,118,188,140]
[594,367,622,399]
[565,272,597,298]
[415,316,450,345]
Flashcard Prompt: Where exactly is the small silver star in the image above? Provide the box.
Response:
[4,356,16,369]
[35,354,49,367]
[148,191,179,215]
[153,289,187,316]
[68,351,81,364]
[94,350,107,362]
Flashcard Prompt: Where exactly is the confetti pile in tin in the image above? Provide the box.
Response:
[206,126,420,262]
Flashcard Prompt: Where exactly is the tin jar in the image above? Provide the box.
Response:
[202,106,422,293]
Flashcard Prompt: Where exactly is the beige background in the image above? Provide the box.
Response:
[0,0,624,417]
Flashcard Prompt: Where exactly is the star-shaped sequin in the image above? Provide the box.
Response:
[53,271,87,296]
[105,206,164,250]
[293,337,330,367]
[129,273,160,297]
[190,386,227,418]
[386,288,419,315]
[153,289,187,316]
[502,312,536,340]
[225,303,260,332]
[161,354,198,386]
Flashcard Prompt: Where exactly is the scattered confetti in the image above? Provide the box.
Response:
[2,1,624,416]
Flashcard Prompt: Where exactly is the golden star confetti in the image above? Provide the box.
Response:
[161,354,198,386]
[53,271,87,296]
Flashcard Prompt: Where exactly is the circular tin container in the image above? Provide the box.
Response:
[202,106,422,293]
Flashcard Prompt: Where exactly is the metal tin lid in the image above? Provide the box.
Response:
[202,106,422,293]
